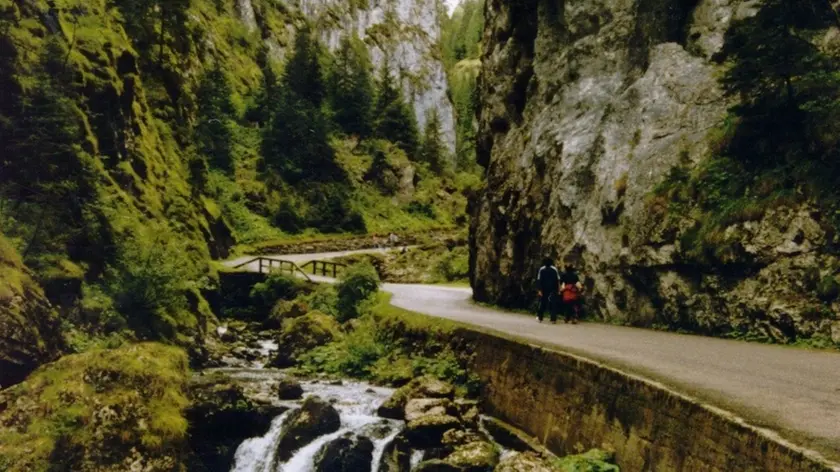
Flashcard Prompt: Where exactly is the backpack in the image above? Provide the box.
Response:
[562,284,580,303]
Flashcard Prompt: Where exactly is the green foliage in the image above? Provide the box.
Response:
[262,88,344,184]
[419,109,448,173]
[714,0,840,234]
[336,262,381,322]
[374,62,420,157]
[250,273,306,309]
[297,294,481,394]
[441,0,483,170]
[283,25,327,106]
[329,34,375,137]
[299,284,340,318]
[195,66,236,171]
[552,449,620,472]
[0,343,189,472]
[103,223,205,342]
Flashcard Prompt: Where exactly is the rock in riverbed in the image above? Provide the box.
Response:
[405,414,463,448]
[314,433,375,472]
[275,396,341,461]
[275,377,304,400]
[377,376,455,419]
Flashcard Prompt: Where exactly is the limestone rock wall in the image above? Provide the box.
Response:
[291,0,457,153]
[470,0,840,343]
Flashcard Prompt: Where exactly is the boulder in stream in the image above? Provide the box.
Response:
[404,414,462,448]
[496,452,556,472]
[314,432,375,472]
[275,396,341,461]
[444,441,499,472]
[405,398,458,422]
[377,376,455,419]
[378,433,412,472]
[186,373,286,471]
[275,377,304,400]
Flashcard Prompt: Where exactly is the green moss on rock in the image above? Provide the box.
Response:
[0,343,190,472]
[0,233,64,389]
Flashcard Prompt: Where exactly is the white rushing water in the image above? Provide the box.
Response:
[231,380,400,472]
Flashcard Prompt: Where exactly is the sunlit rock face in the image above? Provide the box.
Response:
[291,0,457,153]
[470,0,840,342]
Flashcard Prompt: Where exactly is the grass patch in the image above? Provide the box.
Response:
[297,292,480,395]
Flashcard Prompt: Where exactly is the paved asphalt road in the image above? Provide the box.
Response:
[226,250,840,463]
[384,283,840,464]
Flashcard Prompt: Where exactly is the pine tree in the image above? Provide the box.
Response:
[329,35,375,137]
[420,109,447,173]
[194,66,235,171]
[719,0,838,168]
[374,62,419,157]
[283,25,326,106]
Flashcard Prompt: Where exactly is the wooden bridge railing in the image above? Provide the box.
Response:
[232,257,312,282]
[300,260,347,278]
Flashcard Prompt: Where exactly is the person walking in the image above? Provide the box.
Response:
[561,265,583,324]
[536,257,560,324]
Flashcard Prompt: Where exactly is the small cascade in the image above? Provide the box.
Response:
[230,381,399,472]
[232,411,295,472]
[409,450,424,470]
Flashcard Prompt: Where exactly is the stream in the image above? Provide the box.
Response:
[231,379,401,472]
[209,341,519,472]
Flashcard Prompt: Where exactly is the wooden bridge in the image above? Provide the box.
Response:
[232,257,347,281]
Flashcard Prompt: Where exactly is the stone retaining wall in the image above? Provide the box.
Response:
[454,328,838,472]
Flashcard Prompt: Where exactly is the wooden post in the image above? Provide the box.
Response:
[332,264,337,278]
[259,258,263,274]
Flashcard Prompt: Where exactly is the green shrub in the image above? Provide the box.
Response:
[433,247,470,282]
[104,224,205,341]
[250,273,305,309]
[300,284,340,318]
[336,262,381,322]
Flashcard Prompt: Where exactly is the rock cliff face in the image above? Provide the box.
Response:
[0,235,64,389]
[471,0,840,343]
[288,0,457,152]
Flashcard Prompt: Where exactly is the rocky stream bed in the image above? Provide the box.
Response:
[190,336,613,472]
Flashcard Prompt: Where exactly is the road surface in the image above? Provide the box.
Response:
[384,283,840,464]
[227,250,840,463]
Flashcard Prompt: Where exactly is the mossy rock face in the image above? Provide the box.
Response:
[186,373,286,471]
[496,452,556,472]
[0,343,189,472]
[270,311,342,367]
[275,396,341,462]
[378,432,412,472]
[444,441,499,472]
[377,376,455,419]
[0,235,64,389]
[404,414,463,449]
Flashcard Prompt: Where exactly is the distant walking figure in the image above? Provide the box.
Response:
[536,257,560,324]
[561,265,583,324]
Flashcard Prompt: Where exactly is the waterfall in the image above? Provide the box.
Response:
[230,381,400,472]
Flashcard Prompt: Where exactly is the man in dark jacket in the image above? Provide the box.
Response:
[536,257,560,323]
